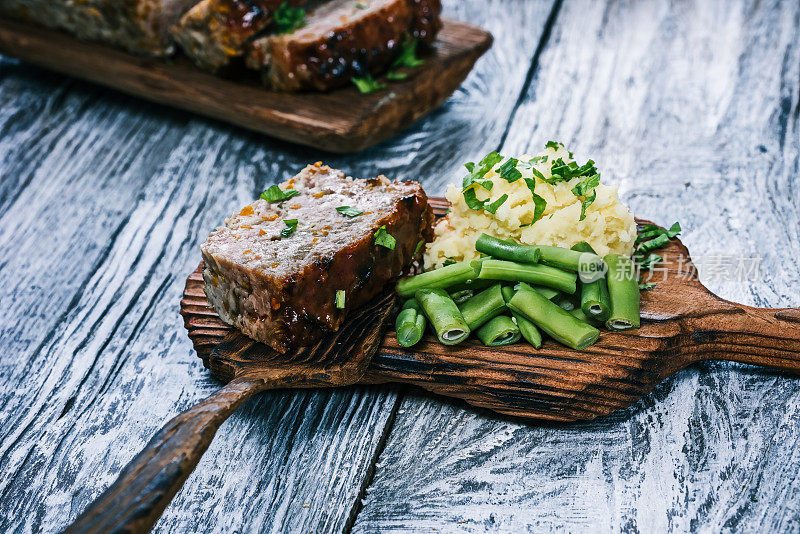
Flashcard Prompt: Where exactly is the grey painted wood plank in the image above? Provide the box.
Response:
[354,0,800,532]
[0,1,556,532]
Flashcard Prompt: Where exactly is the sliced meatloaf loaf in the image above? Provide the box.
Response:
[1,0,197,56]
[201,163,433,353]
[247,0,437,91]
[170,0,310,72]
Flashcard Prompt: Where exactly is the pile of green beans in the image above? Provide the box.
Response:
[394,234,645,350]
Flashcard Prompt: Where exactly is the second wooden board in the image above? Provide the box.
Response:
[0,18,492,153]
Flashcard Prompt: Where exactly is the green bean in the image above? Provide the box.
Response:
[571,242,611,321]
[414,289,470,345]
[457,283,506,330]
[402,298,421,311]
[446,278,495,296]
[604,254,640,330]
[508,284,600,350]
[531,244,605,274]
[395,299,426,347]
[396,260,481,298]
[476,259,577,294]
[475,233,541,264]
[523,284,560,301]
[449,289,474,305]
[501,286,542,348]
[555,294,576,311]
[569,307,603,327]
[476,315,521,346]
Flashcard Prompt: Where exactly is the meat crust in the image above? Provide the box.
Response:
[200,163,433,353]
[247,0,439,91]
[0,0,197,56]
[170,0,308,72]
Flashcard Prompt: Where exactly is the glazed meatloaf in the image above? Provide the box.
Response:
[170,0,310,72]
[246,0,441,91]
[0,0,197,56]
[201,163,433,353]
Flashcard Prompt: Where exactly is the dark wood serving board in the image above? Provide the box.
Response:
[182,197,800,422]
[0,18,491,153]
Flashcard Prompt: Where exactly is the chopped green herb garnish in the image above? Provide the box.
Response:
[462,152,503,189]
[386,70,409,81]
[335,206,363,217]
[637,253,662,271]
[352,74,386,94]
[498,158,522,183]
[545,140,564,150]
[637,233,671,253]
[577,190,596,221]
[462,151,504,210]
[636,221,682,252]
[373,225,396,249]
[523,178,547,223]
[281,219,298,238]
[414,239,425,255]
[443,257,457,266]
[274,2,306,34]
[571,172,601,221]
[484,194,508,214]
[336,289,346,308]
[355,1,368,7]
[571,172,600,197]
[392,39,425,69]
[667,221,682,237]
[639,281,656,290]
[462,187,486,211]
[261,185,300,202]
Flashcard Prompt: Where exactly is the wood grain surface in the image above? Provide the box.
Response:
[1,0,799,533]
[0,18,491,153]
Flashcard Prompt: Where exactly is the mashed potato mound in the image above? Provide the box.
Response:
[424,144,636,270]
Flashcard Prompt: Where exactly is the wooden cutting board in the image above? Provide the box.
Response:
[181,197,800,422]
[0,18,491,153]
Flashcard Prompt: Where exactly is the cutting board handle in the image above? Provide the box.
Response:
[686,301,800,373]
[63,376,267,534]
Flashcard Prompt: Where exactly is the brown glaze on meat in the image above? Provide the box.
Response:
[247,0,416,91]
[1,0,197,56]
[171,0,309,71]
[201,163,433,353]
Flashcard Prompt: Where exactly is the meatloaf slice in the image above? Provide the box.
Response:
[0,0,197,56]
[201,163,433,353]
[246,0,414,91]
[170,0,311,72]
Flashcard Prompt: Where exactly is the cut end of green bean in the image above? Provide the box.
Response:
[604,254,641,330]
[476,315,521,346]
[606,318,638,330]
[572,329,601,350]
[395,303,426,347]
[414,289,471,346]
[441,328,470,344]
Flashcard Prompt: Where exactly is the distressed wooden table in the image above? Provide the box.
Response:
[1,0,798,532]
